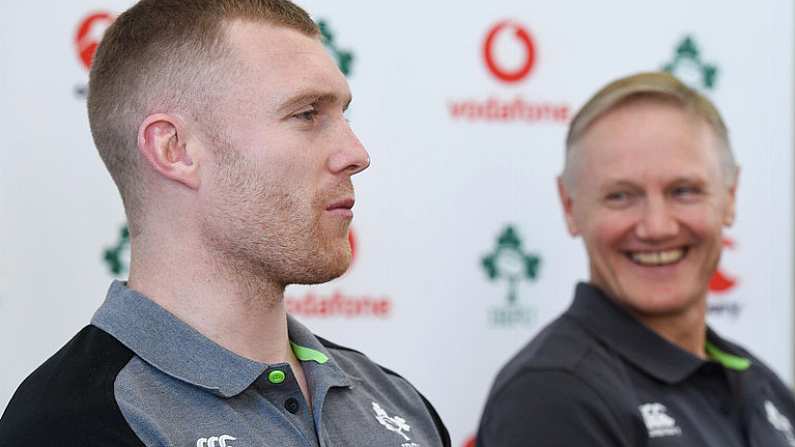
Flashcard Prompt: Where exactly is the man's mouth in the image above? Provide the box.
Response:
[326,198,354,211]
[325,198,355,218]
[627,248,687,266]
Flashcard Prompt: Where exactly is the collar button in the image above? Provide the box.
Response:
[285,397,300,414]
[268,370,286,384]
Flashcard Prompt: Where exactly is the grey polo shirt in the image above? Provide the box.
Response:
[0,281,449,447]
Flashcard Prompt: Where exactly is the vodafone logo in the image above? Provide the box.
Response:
[482,20,536,84]
[448,20,568,124]
[75,12,115,71]
[709,238,738,293]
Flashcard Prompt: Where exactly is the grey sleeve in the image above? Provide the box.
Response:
[476,369,640,447]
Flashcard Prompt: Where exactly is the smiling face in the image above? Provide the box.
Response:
[559,98,737,319]
[197,20,370,287]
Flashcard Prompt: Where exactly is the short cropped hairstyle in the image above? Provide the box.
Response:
[87,0,320,233]
[561,72,738,191]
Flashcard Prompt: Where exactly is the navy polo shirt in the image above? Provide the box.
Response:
[0,281,450,446]
[477,283,795,446]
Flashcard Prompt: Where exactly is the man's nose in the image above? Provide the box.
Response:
[635,197,679,240]
[327,123,370,176]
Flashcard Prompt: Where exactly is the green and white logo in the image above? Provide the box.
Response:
[662,35,718,91]
[103,224,130,276]
[481,225,541,327]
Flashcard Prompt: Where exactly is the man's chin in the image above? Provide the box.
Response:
[289,255,351,286]
[617,287,707,319]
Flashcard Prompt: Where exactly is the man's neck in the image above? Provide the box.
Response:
[633,299,708,359]
[127,236,314,405]
[127,238,292,365]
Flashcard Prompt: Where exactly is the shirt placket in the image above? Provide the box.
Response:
[254,364,320,447]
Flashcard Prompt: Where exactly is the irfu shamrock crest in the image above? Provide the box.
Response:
[482,225,541,304]
[662,35,718,90]
[372,402,412,441]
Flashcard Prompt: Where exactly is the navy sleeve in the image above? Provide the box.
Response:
[0,326,146,446]
[477,369,638,447]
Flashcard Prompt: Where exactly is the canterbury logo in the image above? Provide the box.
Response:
[196,435,236,447]
[639,403,682,438]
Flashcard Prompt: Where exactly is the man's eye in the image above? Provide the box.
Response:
[294,108,319,121]
[671,186,701,198]
[603,190,636,208]
[605,191,629,202]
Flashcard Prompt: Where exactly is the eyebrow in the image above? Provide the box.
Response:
[668,176,706,184]
[599,176,706,191]
[276,91,352,114]
[599,180,638,191]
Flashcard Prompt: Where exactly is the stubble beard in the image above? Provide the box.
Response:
[200,151,351,304]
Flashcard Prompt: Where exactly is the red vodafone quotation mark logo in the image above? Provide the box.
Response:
[347,229,357,269]
[75,12,115,71]
[709,238,737,293]
[483,20,536,84]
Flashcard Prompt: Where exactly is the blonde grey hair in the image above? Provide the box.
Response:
[561,71,738,191]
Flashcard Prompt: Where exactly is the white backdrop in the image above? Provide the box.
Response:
[1,2,793,445]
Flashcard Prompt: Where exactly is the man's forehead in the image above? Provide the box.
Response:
[222,19,337,78]
[575,107,723,179]
[580,103,717,153]
[222,19,350,107]
[580,140,720,176]
[224,19,323,59]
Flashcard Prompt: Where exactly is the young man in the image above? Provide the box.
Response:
[0,1,449,446]
[478,72,795,446]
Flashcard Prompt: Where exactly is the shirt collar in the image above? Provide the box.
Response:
[565,282,749,384]
[92,281,352,398]
[285,309,355,396]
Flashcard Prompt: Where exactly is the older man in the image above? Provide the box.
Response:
[477,72,795,446]
[0,1,449,446]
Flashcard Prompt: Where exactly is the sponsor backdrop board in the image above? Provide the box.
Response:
[1,1,792,445]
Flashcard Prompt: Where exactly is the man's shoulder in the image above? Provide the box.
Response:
[316,336,451,447]
[318,336,420,394]
[490,312,625,397]
[477,314,646,446]
[0,325,144,446]
[714,331,795,395]
[709,329,789,381]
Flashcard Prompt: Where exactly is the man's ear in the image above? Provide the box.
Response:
[137,113,201,190]
[557,176,580,236]
[723,166,740,227]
